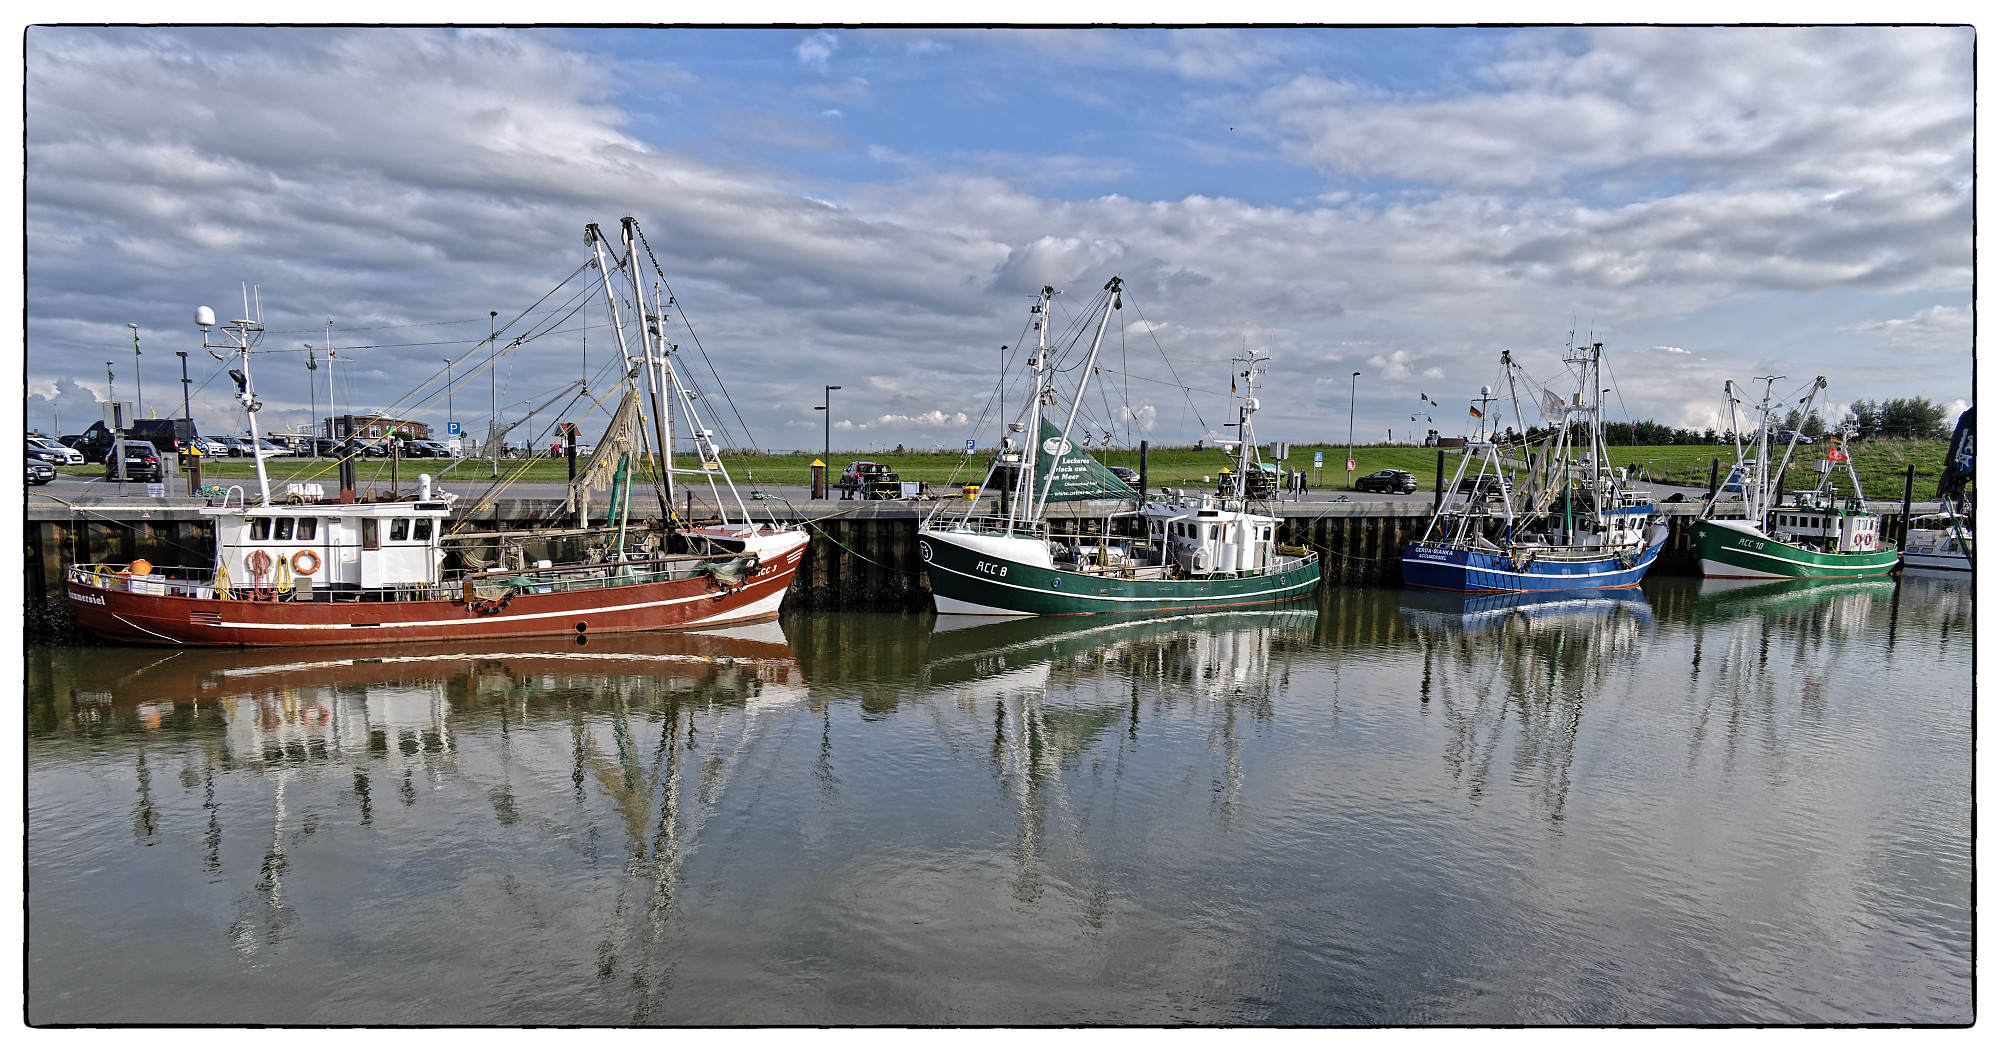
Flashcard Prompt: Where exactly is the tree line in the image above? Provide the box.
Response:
[1499,396,1953,446]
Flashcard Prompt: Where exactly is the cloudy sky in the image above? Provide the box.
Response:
[18,24,1975,454]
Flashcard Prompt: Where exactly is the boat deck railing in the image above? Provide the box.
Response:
[66,552,756,603]
[924,516,1051,542]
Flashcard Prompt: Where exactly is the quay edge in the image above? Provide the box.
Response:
[24,493,1949,644]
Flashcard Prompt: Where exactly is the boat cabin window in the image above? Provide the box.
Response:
[1208,525,1220,540]
[413,518,432,541]
[249,518,270,541]
[389,518,410,542]
[362,519,380,551]
[274,517,294,541]
[1261,527,1271,541]
[297,518,317,541]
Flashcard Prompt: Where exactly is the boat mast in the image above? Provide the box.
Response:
[1011,286,1055,535]
[1235,351,1270,494]
[652,282,756,524]
[620,218,678,518]
[1701,379,1749,520]
[586,224,664,522]
[1748,376,1783,521]
[1032,277,1122,521]
[1766,376,1827,505]
[197,287,271,505]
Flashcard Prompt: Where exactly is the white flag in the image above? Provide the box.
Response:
[1541,388,1569,421]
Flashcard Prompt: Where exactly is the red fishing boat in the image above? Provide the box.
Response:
[66,218,809,647]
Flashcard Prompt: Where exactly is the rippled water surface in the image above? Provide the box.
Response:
[26,575,1973,1025]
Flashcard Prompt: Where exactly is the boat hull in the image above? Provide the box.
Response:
[1900,550,1972,573]
[1400,527,1667,593]
[1694,519,1898,579]
[64,539,807,647]
[919,529,1320,616]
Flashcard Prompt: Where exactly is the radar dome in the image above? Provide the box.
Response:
[195,306,215,327]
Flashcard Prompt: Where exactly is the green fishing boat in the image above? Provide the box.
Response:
[1695,375,1898,580]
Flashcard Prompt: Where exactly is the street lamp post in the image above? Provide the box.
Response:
[177,350,192,424]
[443,358,454,474]
[1347,371,1361,486]
[523,399,535,458]
[489,311,499,479]
[818,384,841,472]
[128,324,143,420]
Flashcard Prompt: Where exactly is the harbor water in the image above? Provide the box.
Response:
[26,575,1973,1025]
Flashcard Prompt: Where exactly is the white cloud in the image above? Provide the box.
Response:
[1835,304,1972,354]
[795,31,838,74]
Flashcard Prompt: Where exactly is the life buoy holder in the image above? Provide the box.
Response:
[291,550,321,576]
[246,549,274,576]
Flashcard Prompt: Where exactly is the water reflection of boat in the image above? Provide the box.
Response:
[62,622,804,733]
[1400,585,1654,822]
[1398,587,1656,632]
[921,604,1320,692]
[1697,575,1897,609]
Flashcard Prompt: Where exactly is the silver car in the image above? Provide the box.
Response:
[27,436,83,464]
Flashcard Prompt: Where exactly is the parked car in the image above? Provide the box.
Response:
[195,436,232,456]
[403,439,453,458]
[839,461,891,488]
[103,440,165,482]
[1107,465,1140,487]
[1456,473,1510,498]
[26,457,56,486]
[26,437,83,465]
[59,434,85,452]
[1354,468,1418,494]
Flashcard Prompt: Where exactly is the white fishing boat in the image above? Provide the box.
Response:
[1900,501,1973,573]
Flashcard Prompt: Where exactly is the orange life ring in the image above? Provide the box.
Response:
[291,550,321,575]
[246,549,273,576]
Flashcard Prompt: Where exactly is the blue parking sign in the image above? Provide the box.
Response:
[966,439,976,451]
[447,422,462,435]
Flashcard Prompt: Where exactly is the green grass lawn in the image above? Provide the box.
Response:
[121,438,1954,501]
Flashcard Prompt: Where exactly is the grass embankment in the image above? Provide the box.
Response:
[80,438,1954,501]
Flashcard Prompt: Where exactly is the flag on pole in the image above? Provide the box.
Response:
[308,346,318,371]
[1469,405,1483,420]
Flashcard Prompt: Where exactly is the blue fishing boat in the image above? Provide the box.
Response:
[1401,340,1667,594]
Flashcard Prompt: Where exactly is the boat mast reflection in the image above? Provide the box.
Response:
[1401,589,1655,819]
[924,606,1319,905]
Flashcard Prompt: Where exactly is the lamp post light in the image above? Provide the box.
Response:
[523,398,535,459]
[817,384,841,471]
[1347,371,1361,487]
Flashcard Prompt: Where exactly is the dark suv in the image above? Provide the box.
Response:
[1456,473,1510,498]
[104,440,165,482]
[1354,469,1417,494]
[73,418,198,463]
